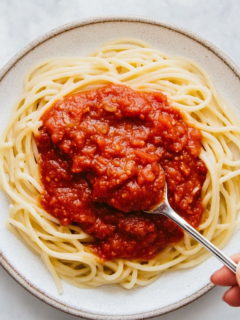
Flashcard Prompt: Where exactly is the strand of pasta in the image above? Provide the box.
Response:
[0,38,239,292]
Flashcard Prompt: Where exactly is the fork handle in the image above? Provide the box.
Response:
[158,203,238,274]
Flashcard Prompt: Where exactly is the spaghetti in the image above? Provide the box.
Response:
[0,38,240,293]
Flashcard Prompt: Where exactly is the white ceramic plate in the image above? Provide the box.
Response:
[1,16,240,320]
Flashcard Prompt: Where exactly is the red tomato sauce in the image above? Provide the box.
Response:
[36,84,207,261]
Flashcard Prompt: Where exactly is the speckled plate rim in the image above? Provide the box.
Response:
[1,15,240,320]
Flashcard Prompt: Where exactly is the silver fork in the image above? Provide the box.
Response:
[144,183,237,273]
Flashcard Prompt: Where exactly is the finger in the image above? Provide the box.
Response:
[230,253,240,264]
[223,286,240,307]
[210,266,237,286]
[237,260,240,287]
[210,253,240,287]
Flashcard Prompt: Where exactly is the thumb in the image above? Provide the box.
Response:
[237,261,240,287]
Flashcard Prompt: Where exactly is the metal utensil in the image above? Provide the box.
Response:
[144,183,237,273]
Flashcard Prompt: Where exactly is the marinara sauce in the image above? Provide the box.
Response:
[37,84,207,261]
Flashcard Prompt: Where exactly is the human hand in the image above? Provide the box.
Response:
[210,254,240,306]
